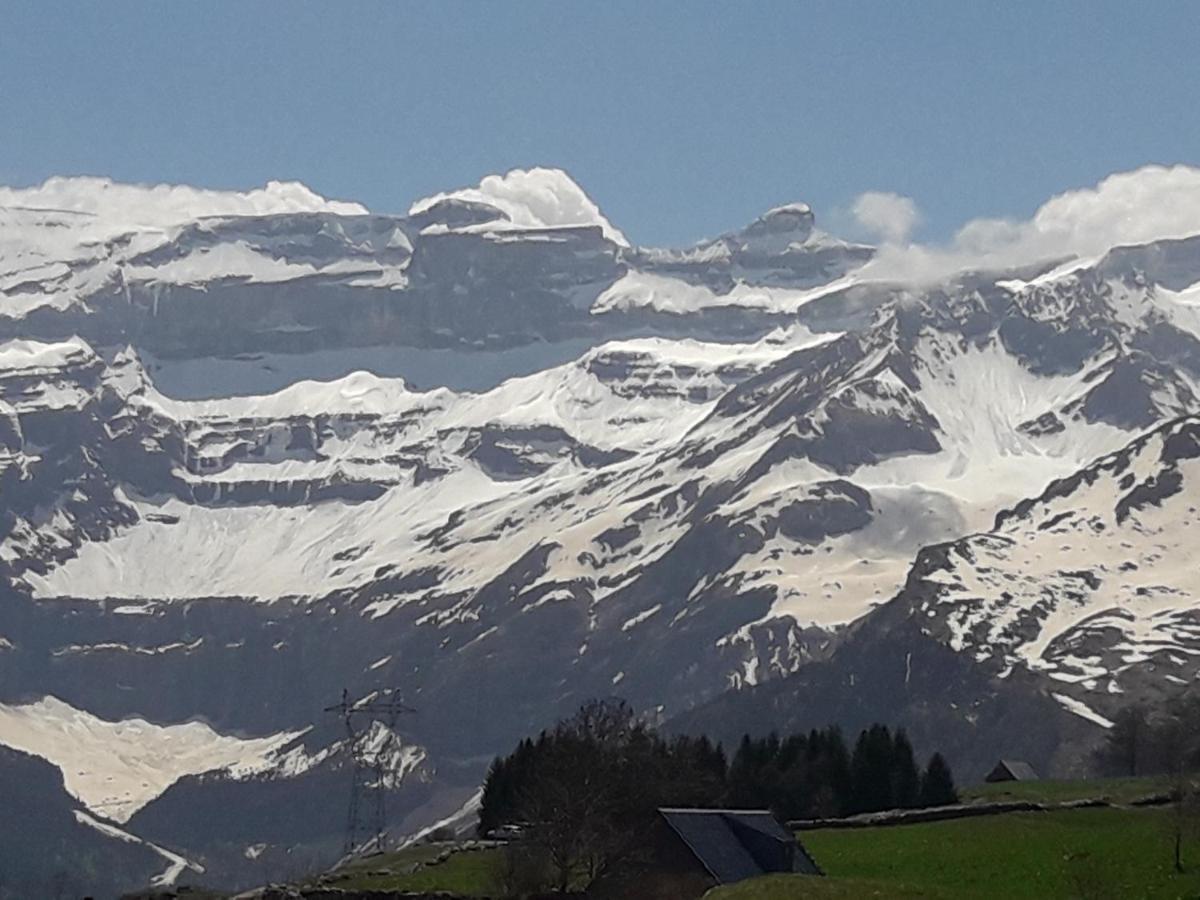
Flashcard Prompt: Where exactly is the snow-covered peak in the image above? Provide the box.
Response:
[0,176,367,229]
[765,202,813,217]
[720,200,819,248]
[750,202,816,238]
[409,166,628,246]
[632,199,871,282]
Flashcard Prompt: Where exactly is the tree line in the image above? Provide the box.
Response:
[726,724,957,819]
[1095,695,1200,779]
[1096,694,1200,873]
[477,699,957,894]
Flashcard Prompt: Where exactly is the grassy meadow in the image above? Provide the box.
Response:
[315,777,1198,898]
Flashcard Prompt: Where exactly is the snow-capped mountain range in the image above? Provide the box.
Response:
[1,165,1199,893]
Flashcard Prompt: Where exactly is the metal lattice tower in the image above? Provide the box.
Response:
[324,687,415,856]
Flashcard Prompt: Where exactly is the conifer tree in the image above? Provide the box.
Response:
[478,755,506,835]
[819,726,852,815]
[919,752,959,807]
[850,724,895,813]
[890,729,922,809]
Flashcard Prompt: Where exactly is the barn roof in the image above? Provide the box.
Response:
[719,810,795,843]
[997,759,1039,780]
[659,809,762,883]
[658,808,821,883]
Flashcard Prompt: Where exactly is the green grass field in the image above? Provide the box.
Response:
[319,843,502,895]
[333,841,446,873]
[800,806,1200,899]
[315,779,1198,898]
[961,774,1166,805]
[708,873,946,898]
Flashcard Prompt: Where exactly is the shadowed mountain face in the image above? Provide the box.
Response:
[1,172,1199,892]
[665,618,1100,783]
[0,745,179,898]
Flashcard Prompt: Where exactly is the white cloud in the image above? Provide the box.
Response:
[0,176,366,231]
[859,163,1200,284]
[852,191,920,245]
[410,166,628,246]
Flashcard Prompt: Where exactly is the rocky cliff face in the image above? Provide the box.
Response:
[1,169,1199,893]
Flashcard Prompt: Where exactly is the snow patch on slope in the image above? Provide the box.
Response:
[864,337,1130,508]
[148,369,420,419]
[0,696,304,822]
[592,269,856,315]
[1052,693,1114,729]
[127,240,321,286]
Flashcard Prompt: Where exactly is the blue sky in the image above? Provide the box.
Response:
[2,1,1198,247]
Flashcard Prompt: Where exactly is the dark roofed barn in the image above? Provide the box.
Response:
[985,759,1039,782]
[605,808,821,898]
[585,808,821,899]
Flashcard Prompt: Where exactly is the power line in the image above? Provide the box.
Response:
[324,687,415,856]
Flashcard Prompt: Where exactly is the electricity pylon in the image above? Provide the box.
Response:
[324,687,415,856]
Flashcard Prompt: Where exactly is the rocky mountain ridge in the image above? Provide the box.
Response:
[1,168,1199,894]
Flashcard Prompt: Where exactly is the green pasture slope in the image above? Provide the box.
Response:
[709,874,940,898]
[961,774,1166,805]
[313,843,501,895]
[800,805,1200,899]
[317,779,1197,898]
[719,777,1196,899]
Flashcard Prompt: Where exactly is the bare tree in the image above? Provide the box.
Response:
[509,699,691,893]
[1163,768,1200,873]
[1151,706,1200,872]
[516,712,641,889]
